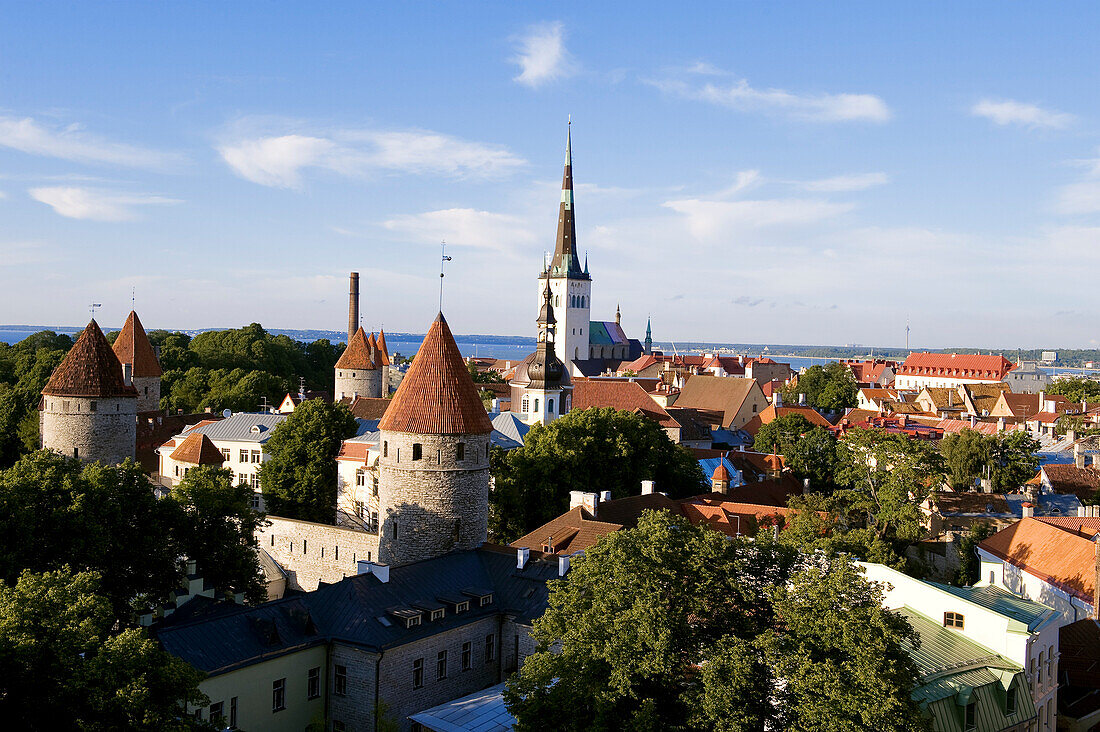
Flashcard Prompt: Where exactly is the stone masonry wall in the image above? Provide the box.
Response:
[258,516,380,592]
[132,375,160,413]
[377,431,490,566]
[335,368,382,400]
[41,395,136,465]
[328,644,381,732]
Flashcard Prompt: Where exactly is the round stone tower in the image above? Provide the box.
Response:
[376,312,493,567]
[112,310,162,412]
[41,319,137,465]
[334,326,381,400]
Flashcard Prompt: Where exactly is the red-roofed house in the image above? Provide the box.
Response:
[841,359,897,387]
[894,352,1015,390]
[571,379,683,442]
[741,403,833,437]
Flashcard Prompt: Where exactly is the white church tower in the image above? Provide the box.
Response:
[539,121,591,366]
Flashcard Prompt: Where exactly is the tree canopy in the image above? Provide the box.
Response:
[0,567,208,731]
[0,332,72,468]
[1046,376,1100,404]
[752,414,839,491]
[780,362,858,411]
[488,407,706,543]
[504,510,928,732]
[939,429,1039,492]
[260,399,358,523]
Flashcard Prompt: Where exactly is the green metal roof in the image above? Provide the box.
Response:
[898,608,1023,704]
[927,582,1058,633]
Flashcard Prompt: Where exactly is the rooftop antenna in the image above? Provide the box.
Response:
[439,239,452,311]
[259,395,270,413]
[905,315,911,352]
[88,303,102,318]
[131,287,135,310]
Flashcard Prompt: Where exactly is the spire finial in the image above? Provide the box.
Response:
[89,302,102,318]
[565,116,572,167]
[439,239,452,312]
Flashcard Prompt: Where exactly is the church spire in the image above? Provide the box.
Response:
[644,316,653,355]
[549,119,586,279]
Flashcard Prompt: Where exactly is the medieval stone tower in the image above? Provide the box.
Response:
[334,326,381,400]
[40,319,137,465]
[376,312,492,567]
[112,310,162,412]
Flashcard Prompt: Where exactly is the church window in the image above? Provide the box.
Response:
[522,397,529,412]
[372,476,379,497]
[62,400,69,411]
[534,398,540,412]
[174,465,179,477]
[392,520,399,539]
[485,444,490,458]
[412,443,422,461]
[548,399,555,413]
[457,443,465,461]
[370,512,378,532]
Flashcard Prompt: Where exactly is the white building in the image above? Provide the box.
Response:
[861,562,1061,726]
[893,352,1015,390]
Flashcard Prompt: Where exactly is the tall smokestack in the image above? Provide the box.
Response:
[348,272,360,342]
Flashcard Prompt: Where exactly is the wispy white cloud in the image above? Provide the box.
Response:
[662,197,854,240]
[1054,181,1100,215]
[29,186,181,221]
[511,21,576,87]
[218,126,526,188]
[0,240,53,267]
[799,172,889,192]
[382,208,536,255]
[0,115,180,168]
[649,65,891,122]
[971,98,1074,130]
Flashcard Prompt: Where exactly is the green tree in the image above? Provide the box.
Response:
[939,429,988,490]
[1046,376,1100,404]
[467,362,504,384]
[488,408,705,542]
[986,430,1040,493]
[168,466,267,604]
[0,567,208,731]
[504,511,927,732]
[260,400,358,523]
[781,362,858,411]
[785,426,840,491]
[953,523,995,586]
[753,413,815,454]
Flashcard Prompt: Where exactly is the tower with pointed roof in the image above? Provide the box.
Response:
[41,319,137,465]
[376,312,492,567]
[644,317,653,355]
[520,283,566,426]
[540,121,591,367]
[334,327,382,400]
[112,310,162,412]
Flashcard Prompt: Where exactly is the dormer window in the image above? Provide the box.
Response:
[944,611,964,629]
[406,615,421,628]
[431,609,445,622]
[480,594,493,607]
[455,601,469,613]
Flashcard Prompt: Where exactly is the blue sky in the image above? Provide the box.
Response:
[2,2,1099,348]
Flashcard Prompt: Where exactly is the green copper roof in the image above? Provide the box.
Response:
[927,582,1058,632]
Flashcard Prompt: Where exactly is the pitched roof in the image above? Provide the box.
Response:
[169,432,226,465]
[571,380,678,430]
[344,396,391,421]
[742,404,832,436]
[172,412,285,444]
[42,319,137,398]
[378,313,492,435]
[936,418,1001,436]
[980,517,1100,604]
[675,376,759,428]
[898,352,1015,380]
[335,327,376,370]
[678,496,796,537]
[112,310,162,377]
[511,506,624,556]
[666,407,714,442]
[1042,464,1100,501]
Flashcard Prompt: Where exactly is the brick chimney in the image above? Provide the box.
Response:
[348,272,360,343]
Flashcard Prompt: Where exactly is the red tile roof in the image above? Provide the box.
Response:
[343,396,391,421]
[111,310,162,377]
[678,496,796,537]
[897,352,1014,380]
[336,441,373,463]
[743,404,832,436]
[378,313,492,435]
[511,506,626,556]
[571,380,678,430]
[42,319,137,398]
[675,375,759,428]
[375,330,391,366]
[712,462,731,482]
[980,517,1100,604]
[335,327,376,370]
[1042,464,1100,501]
[169,432,225,465]
[936,418,1001,436]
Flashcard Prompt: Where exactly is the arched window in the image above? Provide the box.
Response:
[534,398,540,412]
[522,396,529,412]
[548,398,555,413]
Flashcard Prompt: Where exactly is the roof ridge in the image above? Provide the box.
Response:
[43,319,137,398]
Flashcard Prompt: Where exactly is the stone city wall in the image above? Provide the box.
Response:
[258,516,380,592]
[41,395,136,465]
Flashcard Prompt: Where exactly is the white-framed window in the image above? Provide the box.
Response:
[251,449,261,463]
[355,470,366,487]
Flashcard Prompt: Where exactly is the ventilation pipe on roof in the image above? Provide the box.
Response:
[600,490,612,503]
[558,555,571,576]
[517,547,530,570]
[1021,503,1035,519]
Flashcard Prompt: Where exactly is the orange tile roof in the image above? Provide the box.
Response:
[343,396,391,421]
[336,441,372,463]
[42,319,137,398]
[111,310,162,377]
[378,313,492,435]
[375,330,391,366]
[898,352,1014,380]
[980,517,1099,604]
[675,376,758,428]
[335,327,376,370]
[1042,464,1100,501]
[712,462,731,482]
[678,496,794,537]
[511,506,625,555]
[169,432,225,465]
[571,380,678,429]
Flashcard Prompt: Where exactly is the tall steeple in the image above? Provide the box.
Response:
[644,316,653,355]
[548,120,586,279]
[529,282,563,391]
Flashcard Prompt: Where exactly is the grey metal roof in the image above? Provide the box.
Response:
[154,547,556,676]
[409,681,516,732]
[182,412,286,443]
[490,412,530,446]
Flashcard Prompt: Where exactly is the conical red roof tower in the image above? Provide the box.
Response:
[112,310,162,377]
[43,320,136,398]
[379,313,491,435]
[336,327,376,369]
